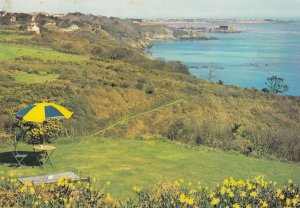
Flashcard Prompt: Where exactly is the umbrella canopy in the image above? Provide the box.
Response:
[16,103,73,123]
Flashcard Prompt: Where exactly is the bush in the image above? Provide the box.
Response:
[145,86,154,94]
[14,120,64,144]
[135,82,144,90]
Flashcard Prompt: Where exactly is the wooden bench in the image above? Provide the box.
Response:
[18,172,90,185]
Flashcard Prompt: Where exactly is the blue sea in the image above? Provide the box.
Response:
[148,22,300,96]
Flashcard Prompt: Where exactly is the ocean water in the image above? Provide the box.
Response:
[148,22,300,96]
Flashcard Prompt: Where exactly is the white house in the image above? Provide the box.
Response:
[27,23,40,35]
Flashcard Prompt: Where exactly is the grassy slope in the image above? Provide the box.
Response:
[0,138,299,197]
[14,72,59,84]
[0,43,87,62]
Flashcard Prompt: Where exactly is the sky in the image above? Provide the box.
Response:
[1,0,300,19]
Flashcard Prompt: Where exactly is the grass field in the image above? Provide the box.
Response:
[0,43,88,62]
[14,72,60,84]
[0,138,299,197]
[0,33,32,41]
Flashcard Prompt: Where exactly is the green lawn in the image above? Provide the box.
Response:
[0,33,32,41]
[14,72,59,84]
[0,43,88,62]
[0,138,299,197]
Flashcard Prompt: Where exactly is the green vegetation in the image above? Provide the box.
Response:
[264,75,289,94]
[14,72,59,84]
[1,172,299,207]
[0,12,300,164]
[0,43,87,62]
[0,138,299,197]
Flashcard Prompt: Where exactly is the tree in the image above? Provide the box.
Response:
[265,76,288,94]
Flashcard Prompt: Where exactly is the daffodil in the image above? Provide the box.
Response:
[220,186,226,195]
[232,203,240,208]
[210,197,220,206]
[29,187,35,195]
[250,191,257,198]
[286,198,291,206]
[279,194,285,200]
[106,193,112,201]
[179,193,186,203]
[288,179,293,184]
[228,191,234,198]
[292,198,299,206]
[240,191,246,198]
[261,201,268,208]
[185,197,194,205]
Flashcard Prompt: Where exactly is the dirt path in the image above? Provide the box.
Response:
[91,98,185,136]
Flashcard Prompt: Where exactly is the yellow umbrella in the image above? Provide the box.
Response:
[16,103,73,123]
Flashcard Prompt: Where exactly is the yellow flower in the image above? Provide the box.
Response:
[174,180,180,187]
[209,192,215,198]
[57,178,64,186]
[292,198,299,206]
[250,191,257,198]
[211,197,220,206]
[44,200,49,205]
[185,197,194,205]
[132,186,141,192]
[279,194,285,200]
[276,189,282,197]
[179,193,186,203]
[288,179,293,184]
[29,187,35,195]
[92,178,97,183]
[286,198,291,206]
[8,172,14,177]
[24,181,33,187]
[220,186,226,195]
[189,189,197,194]
[19,186,27,193]
[228,191,234,198]
[65,204,71,208]
[180,178,184,184]
[246,205,251,208]
[261,201,268,208]
[223,179,230,186]
[106,193,112,201]
[105,181,111,186]
[247,183,253,190]
[233,203,240,208]
[240,191,246,198]
[188,182,192,186]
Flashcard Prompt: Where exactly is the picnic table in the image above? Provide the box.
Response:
[32,145,56,167]
[18,172,89,185]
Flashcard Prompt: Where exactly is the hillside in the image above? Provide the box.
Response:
[0,12,299,162]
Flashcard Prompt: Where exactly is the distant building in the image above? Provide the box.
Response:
[10,16,16,23]
[27,23,40,35]
[68,24,79,31]
[219,25,229,30]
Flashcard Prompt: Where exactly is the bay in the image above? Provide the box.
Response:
[148,22,300,96]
